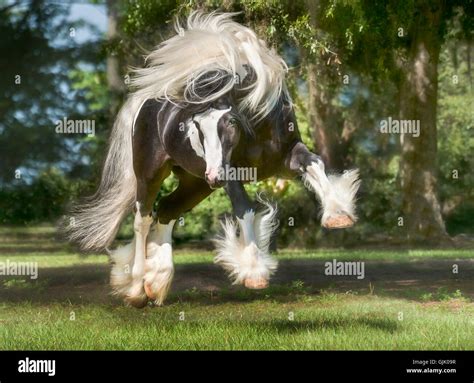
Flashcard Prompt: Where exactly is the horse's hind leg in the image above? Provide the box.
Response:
[144,169,213,305]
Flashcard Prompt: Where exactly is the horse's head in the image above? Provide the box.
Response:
[187,105,242,189]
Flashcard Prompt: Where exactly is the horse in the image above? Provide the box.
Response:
[65,12,360,307]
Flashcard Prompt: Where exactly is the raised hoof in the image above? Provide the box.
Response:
[124,293,148,309]
[244,278,269,290]
[323,215,354,229]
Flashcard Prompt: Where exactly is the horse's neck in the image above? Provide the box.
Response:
[253,101,299,142]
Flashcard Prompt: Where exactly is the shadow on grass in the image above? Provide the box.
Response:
[255,317,399,334]
[0,258,473,305]
[101,311,400,335]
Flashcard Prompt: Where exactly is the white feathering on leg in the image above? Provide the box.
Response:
[327,169,361,221]
[214,198,278,285]
[144,220,176,306]
[110,241,135,297]
[303,163,361,223]
[254,194,279,252]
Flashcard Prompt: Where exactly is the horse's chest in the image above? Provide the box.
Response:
[244,139,282,168]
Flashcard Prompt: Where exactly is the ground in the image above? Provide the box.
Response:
[0,226,473,350]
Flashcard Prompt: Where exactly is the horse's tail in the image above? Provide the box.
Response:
[64,95,146,251]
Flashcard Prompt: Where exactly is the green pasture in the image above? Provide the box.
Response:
[0,226,472,350]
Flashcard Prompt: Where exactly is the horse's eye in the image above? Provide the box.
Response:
[229,117,238,126]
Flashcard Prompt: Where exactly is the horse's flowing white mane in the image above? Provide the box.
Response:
[130,11,288,121]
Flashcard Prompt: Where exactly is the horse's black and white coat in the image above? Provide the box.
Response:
[65,12,360,307]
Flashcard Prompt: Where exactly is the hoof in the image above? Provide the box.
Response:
[244,278,269,290]
[323,215,354,229]
[124,293,148,308]
[144,281,156,300]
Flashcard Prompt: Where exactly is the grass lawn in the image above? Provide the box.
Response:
[0,226,473,350]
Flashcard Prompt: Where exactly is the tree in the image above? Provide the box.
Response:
[312,0,473,242]
[305,0,354,171]
[398,1,449,241]
[0,0,101,184]
[106,0,126,115]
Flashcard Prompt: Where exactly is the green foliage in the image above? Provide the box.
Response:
[0,168,89,225]
[176,189,232,240]
[437,41,474,234]
[70,70,109,112]
[0,1,102,183]
[123,0,178,35]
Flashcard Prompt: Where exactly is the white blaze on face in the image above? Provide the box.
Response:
[186,107,231,181]
[186,121,204,158]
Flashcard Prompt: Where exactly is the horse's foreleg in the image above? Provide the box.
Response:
[286,142,360,229]
[144,171,213,305]
[216,181,278,289]
[143,220,175,306]
[121,201,152,307]
[110,160,171,308]
[123,178,160,308]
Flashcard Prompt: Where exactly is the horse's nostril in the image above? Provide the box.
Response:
[205,174,215,185]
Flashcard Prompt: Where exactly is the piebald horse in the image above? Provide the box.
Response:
[65,12,360,307]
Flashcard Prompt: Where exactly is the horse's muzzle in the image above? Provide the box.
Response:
[205,168,226,189]
[206,177,227,189]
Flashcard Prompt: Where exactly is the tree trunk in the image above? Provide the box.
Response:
[305,0,354,172]
[106,0,125,116]
[307,62,333,165]
[399,1,449,242]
